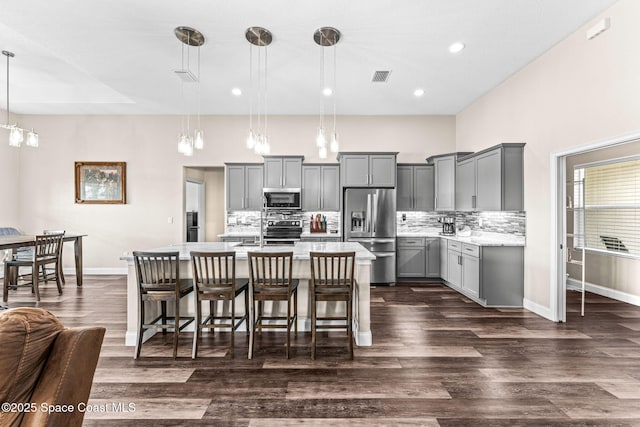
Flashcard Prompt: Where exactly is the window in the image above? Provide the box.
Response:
[573,156,640,258]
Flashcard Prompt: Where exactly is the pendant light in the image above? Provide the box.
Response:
[2,51,38,148]
[174,26,205,156]
[245,27,272,155]
[313,27,340,159]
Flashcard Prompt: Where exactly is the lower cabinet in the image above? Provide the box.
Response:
[397,236,524,307]
[397,238,426,278]
[397,237,440,279]
[444,239,524,307]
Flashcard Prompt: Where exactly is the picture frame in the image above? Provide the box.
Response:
[75,161,126,204]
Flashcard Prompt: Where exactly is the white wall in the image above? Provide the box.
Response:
[456,0,640,311]
[0,109,23,228]
[5,114,455,272]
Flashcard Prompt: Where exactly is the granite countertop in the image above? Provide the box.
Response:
[397,230,525,247]
[218,231,260,237]
[300,231,342,238]
[120,241,375,262]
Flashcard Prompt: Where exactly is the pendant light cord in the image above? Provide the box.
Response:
[5,52,9,126]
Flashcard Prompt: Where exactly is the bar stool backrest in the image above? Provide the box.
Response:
[309,251,355,290]
[247,251,294,290]
[191,251,236,292]
[133,251,180,294]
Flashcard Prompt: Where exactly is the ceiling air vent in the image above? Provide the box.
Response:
[371,70,391,83]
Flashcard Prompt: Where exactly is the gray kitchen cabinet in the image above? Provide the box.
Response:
[303,164,340,211]
[226,163,264,211]
[428,152,473,212]
[397,164,434,211]
[461,243,480,298]
[476,144,524,211]
[263,156,303,189]
[397,237,426,278]
[454,144,525,212]
[338,153,397,187]
[440,238,449,281]
[425,238,440,277]
[396,166,413,210]
[221,236,258,243]
[447,249,462,288]
[443,239,524,307]
[434,155,456,211]
[455,157,476,211]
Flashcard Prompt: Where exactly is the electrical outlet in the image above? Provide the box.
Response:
[402,213,406,222]
[168,216,174,224]
[478,218,483,228]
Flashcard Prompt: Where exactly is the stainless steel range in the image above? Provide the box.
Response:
[264,219,302,245]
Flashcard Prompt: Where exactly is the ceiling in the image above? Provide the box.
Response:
[0,0,617,116]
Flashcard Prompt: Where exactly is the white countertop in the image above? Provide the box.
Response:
[300,231,342,238]
[121,241,375,262]
[218,231,260,238]
[397,230,525,246]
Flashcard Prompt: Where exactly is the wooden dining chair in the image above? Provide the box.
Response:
[247,251,299,359]
[190,251,249,358]
[133,251,194,359]
[309,251,356,360]
[42,229,66,286]
[3,233,64,302]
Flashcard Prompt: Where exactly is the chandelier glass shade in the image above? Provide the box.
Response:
[2,50,38,148]
[245,27,272,156]
[313,28,340,159]
[174,26,205,156]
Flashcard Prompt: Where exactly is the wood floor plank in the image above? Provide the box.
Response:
[3,275,638,424]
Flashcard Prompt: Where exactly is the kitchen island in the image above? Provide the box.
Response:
[120,241,375,350]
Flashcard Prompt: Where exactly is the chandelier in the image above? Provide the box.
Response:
[2,51,38,148]
[174,26,205,156]
[313,27,341,159]
[245,27,272,156]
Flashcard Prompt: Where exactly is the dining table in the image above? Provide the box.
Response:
[0,233,87,286]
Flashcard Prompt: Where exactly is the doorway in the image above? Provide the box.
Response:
[184,167,225,242]
[552,132,640,322]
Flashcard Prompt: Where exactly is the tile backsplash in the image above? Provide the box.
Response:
[397,211,526,236]
[226,211,341,233]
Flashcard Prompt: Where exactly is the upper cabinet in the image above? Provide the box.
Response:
[428,153,471,212]
[338,153,397,187]
[397,164,434,211]
[263,156,303,189]
[302,164,340,211]
[455,144,525,211]
[225,163,264,211]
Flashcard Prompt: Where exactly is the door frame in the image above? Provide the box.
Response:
[186,179,205,242]
[550,130,640,322]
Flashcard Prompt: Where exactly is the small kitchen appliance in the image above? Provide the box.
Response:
[439,216,456,235]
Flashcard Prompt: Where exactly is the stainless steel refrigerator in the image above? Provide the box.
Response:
[343,188,396,284]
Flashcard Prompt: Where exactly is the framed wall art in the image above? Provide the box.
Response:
[75,161,126,204]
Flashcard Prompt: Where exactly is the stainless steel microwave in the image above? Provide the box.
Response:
[263,188,302,210]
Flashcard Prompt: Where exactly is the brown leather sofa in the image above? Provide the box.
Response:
[0,307,105,427]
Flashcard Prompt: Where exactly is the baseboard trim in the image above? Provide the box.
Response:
[523,298,555,321]
[567,278,640,307]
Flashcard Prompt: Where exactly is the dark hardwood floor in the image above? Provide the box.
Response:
[4,276,640,426]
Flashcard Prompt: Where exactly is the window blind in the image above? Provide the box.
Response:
[573,157,640,257]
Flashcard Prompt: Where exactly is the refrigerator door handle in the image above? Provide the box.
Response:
[366,193,372,233]
[372,193,378,233]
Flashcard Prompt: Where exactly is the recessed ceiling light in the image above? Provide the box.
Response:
[231,87,242,96]
[449,42,465,54]
[323,87,333,96]
[413,88,425,97]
